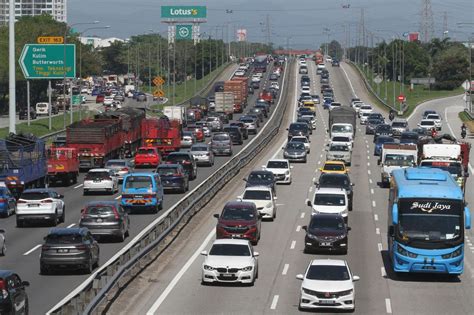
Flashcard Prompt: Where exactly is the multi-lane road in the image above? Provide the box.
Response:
[102,60,474,315]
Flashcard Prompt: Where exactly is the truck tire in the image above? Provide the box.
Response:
[61,206,66,223]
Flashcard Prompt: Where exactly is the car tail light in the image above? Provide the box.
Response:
[0,279,8,299]
[0,198,5,203]
[41,245,50,251]
[112,208,120,220]
[182,161,191,164]
[121,168,129,172]
[17,199,27,204]
[41,199,53,203]
[75,244,87,251]
[142,194,154,199]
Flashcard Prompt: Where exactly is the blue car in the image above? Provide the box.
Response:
[323,97,333,110]
[374,136,397,156]
[121,173,164,213]
[0,187,16,218]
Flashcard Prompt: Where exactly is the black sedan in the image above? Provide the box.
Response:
[244,170,276,194]
[303,213,350,254]
[156,164,189,193]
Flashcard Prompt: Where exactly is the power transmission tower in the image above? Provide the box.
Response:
[357,8,366,64]
[442,11,448,38]
[420,0,434,43]
[266,14,271,47]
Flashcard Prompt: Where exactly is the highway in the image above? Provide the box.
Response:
[102,60,474,315]
[0,62,296,314]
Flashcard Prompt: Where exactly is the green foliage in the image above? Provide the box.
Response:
[432,45,469,90]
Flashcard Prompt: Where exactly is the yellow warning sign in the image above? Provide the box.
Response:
[153,76,165,86]
[153,89,165,97]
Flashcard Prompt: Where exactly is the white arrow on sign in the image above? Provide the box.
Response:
[19,45,30,78]
[462,80,470,91]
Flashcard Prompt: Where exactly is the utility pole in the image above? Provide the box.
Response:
[8,0,16,134]
[442,11,448,38]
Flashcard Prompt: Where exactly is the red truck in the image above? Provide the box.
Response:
[141,117,181,156]
[47,147,79,185]
[224,78,248,113]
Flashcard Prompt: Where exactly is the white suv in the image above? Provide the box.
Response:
[263,159,292,184]
[306,187,349,221]
[240,186,277,220]
[16,189,65,227]
[83,168,119,195]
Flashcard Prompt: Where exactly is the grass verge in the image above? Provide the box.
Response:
[459,111,474,132]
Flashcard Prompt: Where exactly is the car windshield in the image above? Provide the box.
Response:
[124,176,152,189]
[213,134,230,141]
[361,106,372,110]
[319,175,349,188]
[314,193,346,206]
[85,171,110,180]
[427,114,440,120]
[167,154,190,163]
[46,234,83,244]
[157,167,179,176]
[384,154,415,166]
[329,144,349,152]
[392,122,407,128]
[332,125,352,133]
[105,161,126,167]
[324,164,344,171]
[221,207,256,220]
[20,192,50,200]
[376,137,395,144]
[420,121,434,126]
[37,103,47,108]
[287,143,305,150]
[85,205,114,215]
[400,133,418,141]
[209,244,250,256]
[310,217,345,230]
[243,190,271,200]
[332,136,350,142]
[248,172,272,181]
[191,146,207,152]
[368,119,382,125]
[306,265,350,281]
[267,161,288,169]
[289,124,308,131]
[376,125,392,132]
[290,137,307,144]
[137,148,156,155]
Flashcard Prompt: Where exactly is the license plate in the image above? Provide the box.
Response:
[57,249,69,253]
[220,274,233,278]
[231,234,241,238]
[94,180,101,183]
[320,242,332,247]
[319,300,335,305]
[422,266,436,270]
[28,204,39,207]
[96,218,103,223]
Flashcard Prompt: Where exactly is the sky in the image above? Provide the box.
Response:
[68,0,474,49]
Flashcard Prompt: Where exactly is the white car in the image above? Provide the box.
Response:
[201,239,259,285]
[418,119,436,131]
[296,259,359,311]
[325,56,333,62]
[306,187,349,221]
[359,112,371,125]
[16,189,65,227]
[263,159,292,184]
[301,114,317,129]
[234,70,246,77]
[329,102,342,111]
[270,82,280,90]
[358,104,373,117]
[289,136,311,153]
[330,136,353,150]
[251,75,261,83]
[83,168,119,195]
[301,86,311,94]
[240,186,277,220]
[425,113,442,130]
[103,96,114,106]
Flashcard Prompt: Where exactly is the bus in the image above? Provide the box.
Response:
[253,55,268,73]
[388,167,471,275]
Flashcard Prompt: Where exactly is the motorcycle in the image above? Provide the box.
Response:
[461,128,467,139]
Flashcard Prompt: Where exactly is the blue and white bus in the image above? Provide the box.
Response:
[388,167,471,275]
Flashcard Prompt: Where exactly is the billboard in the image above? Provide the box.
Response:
[237,29,247,42]
[408,32,419,42]
[161,6,207,19]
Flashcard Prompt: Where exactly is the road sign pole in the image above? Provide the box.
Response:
[48,80,52,130]
[70,79,73,124]
[8,0,16,134]
[27,80,30,126]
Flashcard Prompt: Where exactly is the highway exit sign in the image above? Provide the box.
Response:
[37,36,64,44]
[161,6,207,19]
[19,44,76,79]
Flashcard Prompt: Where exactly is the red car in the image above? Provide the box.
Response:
[213,201,261,245]
[134,147,161,168]
[186,126,204,142]
[96,94,105,103]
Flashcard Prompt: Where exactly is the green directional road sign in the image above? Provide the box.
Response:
[19,44,76,79]
[72,95,82,105]
[161,6,207,19]
[176,25,193,40]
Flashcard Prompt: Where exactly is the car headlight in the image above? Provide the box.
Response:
[242,266,253,271]
[396,244,418,258]
[339,289,353,296]
[266,202,273,208]
[285,170,290,175]
[203,265,215,271]
[302,287,317,295]
[306,233,318,240]
[442,247,462,259]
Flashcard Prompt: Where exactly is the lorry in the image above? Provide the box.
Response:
[378,143,418,187]
[0,134,47,198]
[224,78,248,113]
[214,92,235,120]
[163,106,186,125]
[47,147,79,186]
[418,142,470,191]
[141,117,181,156]
[328,107,356,139]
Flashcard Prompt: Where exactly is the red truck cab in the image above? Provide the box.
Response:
[134,147,161,168]
[47,147,79,185]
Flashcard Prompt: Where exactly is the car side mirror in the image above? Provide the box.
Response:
[253,251,260,257]
[242,178,247,182]
[200,250,208,256]
[22,281,30,287]
[80,208,85,213]
[213,213,219,219]
[347,227,352,231]
[0,229,5,234]
[306,198,312,207]
[465,207,471,229]
[290,165,294,169]
[261,165,266,169]
[59,194,64,199]
[353,275,360,282]
[377,159,381,166]
[286,128,289,131]
[388,225,395,237]
[296,274,304,280]
[302,225,308,231]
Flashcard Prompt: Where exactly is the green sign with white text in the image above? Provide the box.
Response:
[176,25,193,40]
[161,6,207,19]
[19,44,76,79]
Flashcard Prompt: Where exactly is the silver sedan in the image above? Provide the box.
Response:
[190,143,215,166]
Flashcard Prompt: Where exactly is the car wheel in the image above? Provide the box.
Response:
[118,229,125,242]
[40,264,49,275]
[16,219,24,228]
[85,257,94,274]
[51,213,59,226]
[0,242,6,256]
[61,206,66,223]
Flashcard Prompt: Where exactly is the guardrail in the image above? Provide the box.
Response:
[346,60,408,115]
[48,59,294,315]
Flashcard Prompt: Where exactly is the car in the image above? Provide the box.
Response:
[332,59,340,66]
[244,170,276,194]
[95,94,105,103]
[320,77,330,84]
[297,107,314,117]
[166,152,198,180]
[391,118,409,137]
[422,109,437,119]
[365,118,384,135]
[287,122,310,140]
[352,101,364,113]
[301,86,311,94]
[229,122,249,140]
[40,227,100,275]
[321,84,331,93]
[302,101,316,113]
[104,159,133,182]
[326,143,352,166]
[248,108,264,122]
[234,70,245,77]
[283,142,307,163]
[0,271,29,314]
[418,119,436,132]
[269,73,279,81]
[329,102,342,111]
[134,146,161,168]
[16,189,65,227]
[301,75,310,83]
[374,136,397,156]
[298,94,312,106]
[210,132,233,156]
[311,95,320,104]
[156,164,189,193]
[359,112,371,125]
[330,136,353,150]
[0,229,5,255]
[251,74,261,83]
[195,121,212,137]
[239,116,258,134]
[240,186,277,220]
[270,81,280,90]
[425,113,442,130]
[367,112,384,122]
[250,81,260,89]
[297,116,314,132]
[214,201,261,245]
[181,131,195,148]
[0,186,16,218]
[316,173,354,211]
[79,201,130,241]
[350,98,361,106]
[307,187,349,221]
[103,96,114,106]
[201,239,259,285]
[358,104,373,117]
[206,116,223,131]
[374,124,393,141]
[319,161,349,174]
[262,159,292,184]
[186,125,205,142]
[296,259,359,311]
[83,168,119,195]
[18,107,37,120]
[223,126,244,145]
[303,213,350,254]
[189,143,214,166]
[289,136,311,153]
[299,66,308,74]
[399,131,419,144]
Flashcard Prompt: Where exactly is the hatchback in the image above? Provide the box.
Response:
[283,142,307,163]
[104,159,133,181]
[83,168,119,195]
[316,173,354,211]
[166,152,198,180]
[223,126,244,145]
[189,143,214,166]
[0,186,16,218]
[210,132,233,156]
[214,201,261,245]
[134,147,161,168]
[40,227,100,274]
[79,201,130,242]
[303,213,351,254]
[156,164,189,193]
[0,271,29,314]
[229,122,249,139]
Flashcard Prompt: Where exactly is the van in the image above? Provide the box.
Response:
[36,102,49,115]
[121,173,164,213]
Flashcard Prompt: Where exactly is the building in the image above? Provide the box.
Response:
[79,36,125,49]
[0,0,67,24]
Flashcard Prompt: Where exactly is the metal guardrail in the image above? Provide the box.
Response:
[346,60,408,115]
[48,59,294,315]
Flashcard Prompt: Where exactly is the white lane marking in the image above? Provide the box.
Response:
[378,243,383,251]
[367,150,370,154]
[381,267,387,278]
[372,200,376,207]
[368,170,371,175]
[317,160,321,165]
[312,177,316,183]
[146,229,216,314]
[270,295,279,310]
[340,62,357,96]
[369,178,373,184]
[74,184,83,189]
[275,203,285,206]
[282,264,289,275]
[367,162,371,167]
[374,214,379,221]
[301,212,305,219]
[296,225,301,232]
[290,240,296,249]
[366,144,370,149]
[115,195,122,200]
[67,223,76,228]
[376,228,380,235]
[319,154,323,158]
[444,106,474,173]
[23,244,41,256]
[385,298,393,314]
[309,186,313,193]
[370,188,374,195]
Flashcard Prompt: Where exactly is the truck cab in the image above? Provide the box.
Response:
[47,147,79,185]
[121,173,164,213]
[330,123,354,140]
[378,144,418,187]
